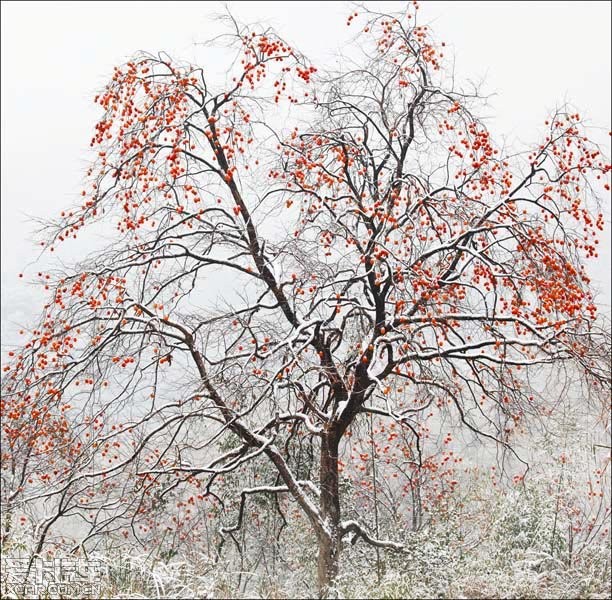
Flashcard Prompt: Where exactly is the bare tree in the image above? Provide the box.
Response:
[2,4,610,596]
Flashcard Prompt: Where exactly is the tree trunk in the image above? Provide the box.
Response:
[317,430,341,598]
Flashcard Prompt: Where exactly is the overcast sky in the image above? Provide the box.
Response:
[1,1,610,347]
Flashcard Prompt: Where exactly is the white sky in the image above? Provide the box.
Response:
[1,1,611,346]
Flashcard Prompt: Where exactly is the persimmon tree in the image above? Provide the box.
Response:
[2,3,610,596]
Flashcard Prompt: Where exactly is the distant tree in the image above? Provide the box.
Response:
[2,3,609,596]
